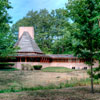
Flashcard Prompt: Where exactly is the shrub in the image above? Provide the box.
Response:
[87,67,100,80]
[21,64,33,70]
[33,65,42,70]
[21,64,25,70]
[0,62,14,69]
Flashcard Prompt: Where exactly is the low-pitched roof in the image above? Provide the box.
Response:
[48,54,76,58]
[14,53,75,59]
[15,31,43,54]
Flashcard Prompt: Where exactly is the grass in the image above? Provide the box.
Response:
[0,78,100,94]
[1,86,100,100]
[42,67,74,73]
[0,70,99,100]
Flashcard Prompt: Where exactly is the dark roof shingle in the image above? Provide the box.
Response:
[15,32,43,54]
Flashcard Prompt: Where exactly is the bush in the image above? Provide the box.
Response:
[33,65,42,70]
[0,62,14,69]
[87,67,100,80]
[21,64,33,70]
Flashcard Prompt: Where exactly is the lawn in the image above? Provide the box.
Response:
[0,69,88,90]
[42,67,74,73]
[0,68,100,100]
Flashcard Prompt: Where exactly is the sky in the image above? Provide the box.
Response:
[9,0,68,24]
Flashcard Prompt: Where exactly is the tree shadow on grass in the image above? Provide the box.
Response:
[0,71,25,90]
[76,86,100,93]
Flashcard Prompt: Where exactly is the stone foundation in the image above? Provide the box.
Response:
[12,61,99,70]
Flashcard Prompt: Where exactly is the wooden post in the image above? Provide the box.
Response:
[75,58,76,63]
[46,58,47,63]
[43,58,45,62]
[25,57,27,62]
[41,58,43,62]
[20,57,21,62]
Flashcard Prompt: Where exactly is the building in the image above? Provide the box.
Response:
[12,27,98,69]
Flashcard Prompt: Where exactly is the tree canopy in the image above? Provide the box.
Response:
[66,0,100,93]
[0,0,16,57]
[11,8,74,54]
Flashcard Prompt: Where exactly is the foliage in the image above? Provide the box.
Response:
[66,0,100,92]
[0,62,14,69]
[21,64,33,70]
[0,78,100,93]
[0,68,18,71]
[0,0,17,58]
[42,67,73,73]
[93,66,100,79]
[0,0,12,31]
[33,65,42,70]
[66,0,100,62]
[87,66,100,80]
[11,8,74,54]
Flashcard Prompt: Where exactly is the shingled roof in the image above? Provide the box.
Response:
[15,31,43,54]
[48,54,76,58]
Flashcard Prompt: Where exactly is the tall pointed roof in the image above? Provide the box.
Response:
[15,31,43,54]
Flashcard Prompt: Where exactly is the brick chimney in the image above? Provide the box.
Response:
[18,27,34,39]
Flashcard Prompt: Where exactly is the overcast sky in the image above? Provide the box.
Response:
[8,0,67,24]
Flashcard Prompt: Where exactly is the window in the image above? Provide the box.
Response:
[72,59,76,62]
[72,67,75,69]
[84,67,87,70]
[65,59,68,62]
[80,59,84,63]
[68,59,72,62]
[27,57,36,62]
[21,57,25,62]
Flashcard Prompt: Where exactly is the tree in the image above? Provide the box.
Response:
[0,0,16,58]
[11,8,72,54]
[66,0,100,93]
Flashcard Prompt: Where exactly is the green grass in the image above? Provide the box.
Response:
[42,67,74,73]
[0,78,100,93]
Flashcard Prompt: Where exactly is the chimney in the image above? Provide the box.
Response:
[18,27,34,39]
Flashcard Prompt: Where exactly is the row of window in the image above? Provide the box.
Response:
[0,57,50,62]
[53,59,86,63]
[0,57,88,63]
[72,67,87,70]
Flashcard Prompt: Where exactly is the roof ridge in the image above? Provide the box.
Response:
[24,32,34,51]
[25,32,42,53]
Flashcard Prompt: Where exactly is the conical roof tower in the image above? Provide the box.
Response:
[15,27,43,55]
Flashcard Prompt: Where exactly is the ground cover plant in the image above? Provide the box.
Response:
[42,67,74,73]
[0,78,100,94]
[0,84,100,100]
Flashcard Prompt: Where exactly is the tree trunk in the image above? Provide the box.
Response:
[90,64,94,93]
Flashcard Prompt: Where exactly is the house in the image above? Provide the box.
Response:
[12,27,98,69]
